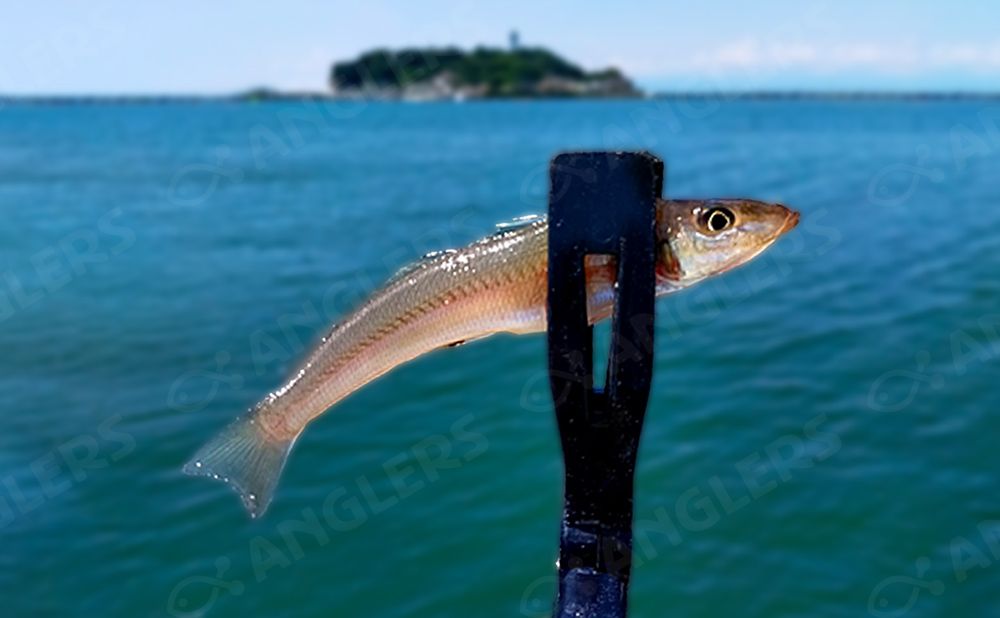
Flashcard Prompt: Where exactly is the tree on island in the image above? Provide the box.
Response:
[329,46,640,98]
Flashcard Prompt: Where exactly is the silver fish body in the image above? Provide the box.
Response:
[184,199,798,517]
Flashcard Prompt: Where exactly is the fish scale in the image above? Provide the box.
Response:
[184,198,798,517]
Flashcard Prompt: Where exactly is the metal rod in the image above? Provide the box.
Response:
[546,151,663,617]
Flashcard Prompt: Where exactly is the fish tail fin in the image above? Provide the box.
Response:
[183,416,299,519]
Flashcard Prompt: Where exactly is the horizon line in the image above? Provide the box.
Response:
[4,89,1000,102]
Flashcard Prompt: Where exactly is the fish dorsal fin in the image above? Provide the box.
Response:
[388,215,544,285]
[474,214,545,246]
[420,249,459,260]
[494,214,544,232]
[388,249,458,284]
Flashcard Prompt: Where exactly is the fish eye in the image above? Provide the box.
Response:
[701,207,734,233]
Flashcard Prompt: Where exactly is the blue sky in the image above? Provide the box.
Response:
[2,0,999,94]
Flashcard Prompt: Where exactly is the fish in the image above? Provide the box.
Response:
[184,198,799,517]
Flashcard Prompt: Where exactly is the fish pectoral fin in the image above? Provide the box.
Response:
[440,332,496,350]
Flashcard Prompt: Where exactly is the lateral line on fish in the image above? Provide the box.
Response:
[183,199,799,518]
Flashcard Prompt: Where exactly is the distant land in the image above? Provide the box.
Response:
[5,91,1000,105]
[4,38,1000,104]
[328,46,642,100]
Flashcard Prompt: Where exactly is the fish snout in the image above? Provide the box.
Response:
[779,207,800,234]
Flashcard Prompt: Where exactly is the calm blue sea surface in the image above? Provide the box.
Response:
[1,99,998,617]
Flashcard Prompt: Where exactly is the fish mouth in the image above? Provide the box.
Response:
[715,207,800,277]
[779,209,800,235]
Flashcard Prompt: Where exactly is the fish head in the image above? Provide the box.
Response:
[655,198,799,285]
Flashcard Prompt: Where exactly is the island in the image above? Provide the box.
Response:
[329,46,642,101]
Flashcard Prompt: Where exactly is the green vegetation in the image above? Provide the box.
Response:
[330,46,637,97]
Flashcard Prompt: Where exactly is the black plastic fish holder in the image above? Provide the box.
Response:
[546,151,663,617]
